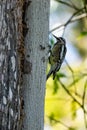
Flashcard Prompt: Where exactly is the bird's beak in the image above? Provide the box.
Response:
[52,34,59,40]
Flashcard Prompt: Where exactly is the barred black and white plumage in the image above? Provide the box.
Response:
[46,35,67,80]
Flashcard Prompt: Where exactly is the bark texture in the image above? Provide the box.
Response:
[0,0,23,130]
[23,0,49,130]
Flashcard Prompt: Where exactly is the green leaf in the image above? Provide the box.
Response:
[81,31,87,36]
[56,72,67,78]
[68,127,77,130]
[48,113,56,125]
[71,101,77,120]
[78,31,87,38]
[53,79,59,94]
[68,76,83,88]
[50,38,54,45]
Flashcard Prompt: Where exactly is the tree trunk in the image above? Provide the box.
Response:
[0,0,23,130]
[23,0,49,130]
[0,0,49,130]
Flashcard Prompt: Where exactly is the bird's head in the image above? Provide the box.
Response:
[53,35,66,44]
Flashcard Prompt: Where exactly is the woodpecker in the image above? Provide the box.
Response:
[46,35,67,80]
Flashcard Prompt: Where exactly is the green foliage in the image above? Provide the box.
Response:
[49,113,56,125]
[68,127,77,130]
[52,73,66,94]
[46,0,87,129]
[46,66,87,130]
[71,101,77,120]
[56,72,67,78]
[50,38,55,46]
[52,78,59,94]
[79,31,87,38]
[81,31,87,36]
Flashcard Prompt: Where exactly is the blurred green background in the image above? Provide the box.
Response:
[45,0,87,130]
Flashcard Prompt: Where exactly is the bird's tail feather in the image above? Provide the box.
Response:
[46,70,53,80]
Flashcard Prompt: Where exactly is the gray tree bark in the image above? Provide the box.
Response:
[0,0,23,130]
[23,0,49,130]
[0,0,49,130]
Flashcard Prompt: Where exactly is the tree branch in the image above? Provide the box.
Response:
[57,0,80,10]
[58,79,87,114]
[82,80,87,129]
[50,8,86,33]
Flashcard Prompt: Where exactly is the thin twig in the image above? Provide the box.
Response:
[65,60,78,94]
[65,60,73,73]
[82,80,87,129]
[56,0,79,10]
[69,0,80,10]
[47,115,71,129]
[50,8,86,33]
[51,118,70,128]
[58,79,87,114]
[82,80,87,106]
[83,0,87,17]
